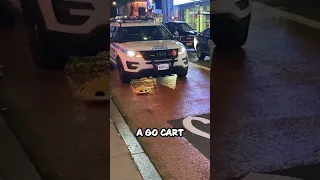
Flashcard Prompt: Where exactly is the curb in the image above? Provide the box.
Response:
[110,99,162,180]
[254,2,320,29]
[190,62,211,71]
[0,113,42,180]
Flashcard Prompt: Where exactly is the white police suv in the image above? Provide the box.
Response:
[211,0,252,48]
[110,18,189,84]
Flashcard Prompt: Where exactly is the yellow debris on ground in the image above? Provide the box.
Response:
[133,85,151,94]
[130,78,157,94]
[75,77,110,101]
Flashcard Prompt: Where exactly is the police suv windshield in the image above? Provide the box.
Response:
[117,25,174,42]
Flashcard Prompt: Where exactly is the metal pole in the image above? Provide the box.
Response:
[194,0,196,30]
[198,3,200,31]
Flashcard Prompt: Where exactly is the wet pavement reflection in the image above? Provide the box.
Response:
[130,75,178,94]
[211,2,320,180]
[110,51,211,179]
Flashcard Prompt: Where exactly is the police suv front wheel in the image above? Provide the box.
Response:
[177,67,188,78]
[117,59,131,84]
[196,45,206,60]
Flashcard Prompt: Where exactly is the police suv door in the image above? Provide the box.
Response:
[110,26,118,66]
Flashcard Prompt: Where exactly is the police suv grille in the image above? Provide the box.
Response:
[140,49,178,61]
[180,36,194,42]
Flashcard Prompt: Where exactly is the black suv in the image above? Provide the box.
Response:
[194,28,210,60]
[1,0,109,69]
[162,21,197,49]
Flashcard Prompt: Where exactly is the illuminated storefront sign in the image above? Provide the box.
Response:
[173,0,201,6]
[189,11,210,15]
[147,0,153,7]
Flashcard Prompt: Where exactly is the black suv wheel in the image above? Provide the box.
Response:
[211,13,251,48]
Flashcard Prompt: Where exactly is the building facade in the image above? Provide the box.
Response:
[127,0,148,16]
[163,0,210,32]
[126,0,162,21]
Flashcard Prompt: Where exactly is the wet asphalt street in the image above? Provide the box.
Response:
[0,11,109,180]
[189,49,211,69]
[211,1,320,180]
[110,52,211,180]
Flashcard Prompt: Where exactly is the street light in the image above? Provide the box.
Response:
[112,1,126,16]
[113,1,125,7]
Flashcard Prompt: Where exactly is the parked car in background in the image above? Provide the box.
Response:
[194,28,210,60]
[211,0,251,48]
[162,21,197,49]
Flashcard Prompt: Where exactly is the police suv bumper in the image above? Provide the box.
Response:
[122,66,188,79]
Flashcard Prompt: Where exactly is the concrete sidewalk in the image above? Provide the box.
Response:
[110,117,142,180]
[0,113,41,180]
[110,99,162,180]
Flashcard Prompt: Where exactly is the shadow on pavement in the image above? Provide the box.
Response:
[211,47,246,72]
[210,46,247,129]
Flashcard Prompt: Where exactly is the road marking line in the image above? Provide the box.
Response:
[254,1,320,29]
[190,62,211,71]
[111,99,162,180]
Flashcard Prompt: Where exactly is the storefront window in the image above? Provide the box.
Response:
[198,5,210,32]
[180,4,210,32]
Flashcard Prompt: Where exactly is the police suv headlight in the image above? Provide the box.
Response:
[178,47,186,55]
[126,50,143,58]
[126,50,136,57]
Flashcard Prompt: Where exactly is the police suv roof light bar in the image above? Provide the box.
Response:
[111,17,156,27]
[115,17,156,23]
